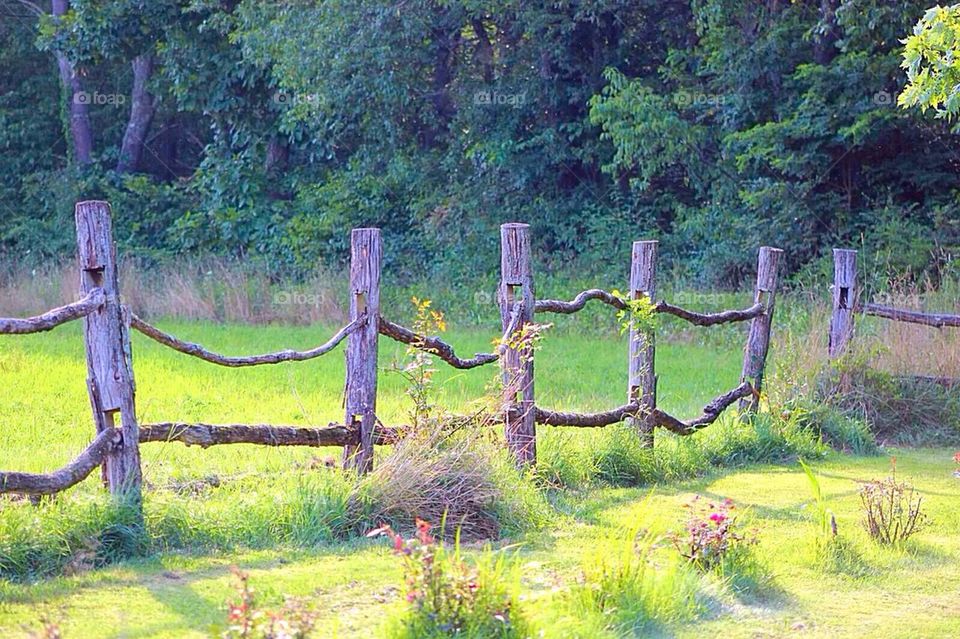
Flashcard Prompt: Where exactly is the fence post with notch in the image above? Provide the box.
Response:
[342,228,382,473]
[75,200,142,500]
[499,223,536,466]
[829,249,857,392]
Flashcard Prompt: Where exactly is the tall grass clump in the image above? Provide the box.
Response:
[0,493,144,580]
[353,426,551,541]
[538,411,829,490]
[145,471,357,550]
[771,277,960,447]
[799,459,866,575]
[562,529,703,636]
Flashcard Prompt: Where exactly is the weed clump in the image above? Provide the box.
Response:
[217,567,318,639]
[565,529,702,635]
[370,519,532,639]
[859,458,929,545]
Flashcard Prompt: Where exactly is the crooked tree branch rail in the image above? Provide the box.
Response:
[0,201,788,512]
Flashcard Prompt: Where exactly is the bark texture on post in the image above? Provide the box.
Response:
[740,246,784,411]
[75,201,141,498]
[829,249,857,360]
[628,240,657,447]
[342,228,381,473]
[499,223,536,466]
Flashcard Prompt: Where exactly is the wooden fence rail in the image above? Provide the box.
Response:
[0,200,785,510]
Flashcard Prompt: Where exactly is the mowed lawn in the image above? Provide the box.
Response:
[1,319,958,637]
[1,451,958,638]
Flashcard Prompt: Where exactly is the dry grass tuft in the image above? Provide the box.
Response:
[356,420,508,542]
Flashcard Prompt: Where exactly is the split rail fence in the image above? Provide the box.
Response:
[0,201,783,508]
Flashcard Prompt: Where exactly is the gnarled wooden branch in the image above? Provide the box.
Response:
[654,301,764,326]
[378,318,499,369]
[139,422,400,448]
[0,428,119,495]
[377,301,523,370]
[129,314,363,366]
[861,303,960,328]
[535,402,640,427]
[534,382,753,434]
[533,288,762,326]
[534,289,627,313]
[652,382,754,435]
[0,288,105,334]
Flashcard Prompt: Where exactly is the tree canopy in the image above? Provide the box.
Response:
[0,0,957,286]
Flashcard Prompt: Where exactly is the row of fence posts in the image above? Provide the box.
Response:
[70,202,785,499]
[332,221,784,469]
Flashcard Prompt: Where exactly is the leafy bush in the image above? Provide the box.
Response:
[786,401,877,455]
[822,369,960,446]
[859,459,929,545]
[369,520,533,639]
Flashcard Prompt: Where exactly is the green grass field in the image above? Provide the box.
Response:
[1,319,958,637]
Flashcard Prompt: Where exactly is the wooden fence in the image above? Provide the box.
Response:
[0,201,783,509]
[828,248,960,378]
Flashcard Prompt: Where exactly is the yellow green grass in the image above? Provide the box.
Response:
[1,319,958,637]
[2,451,957,638]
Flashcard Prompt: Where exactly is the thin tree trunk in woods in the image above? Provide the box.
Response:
[117,53,155,173]
[472,18,494,83]
[52,0,93,165]
[424,9,460,148]
[265,136,289,173]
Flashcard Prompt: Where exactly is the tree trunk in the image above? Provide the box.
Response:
[472,18,493,83]
[117,53,155,173]
[52,0,93,165]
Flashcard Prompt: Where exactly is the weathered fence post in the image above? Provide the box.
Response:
[829,249,857,360]
[500,223,536,466]
[740,246,784,411]
[75,201,141,499]
[628,240,657,447]
[829,249,857,393]
[342,228,381,473]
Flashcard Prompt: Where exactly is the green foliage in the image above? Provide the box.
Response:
[0,1,955,287]
[900,5,960,119]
